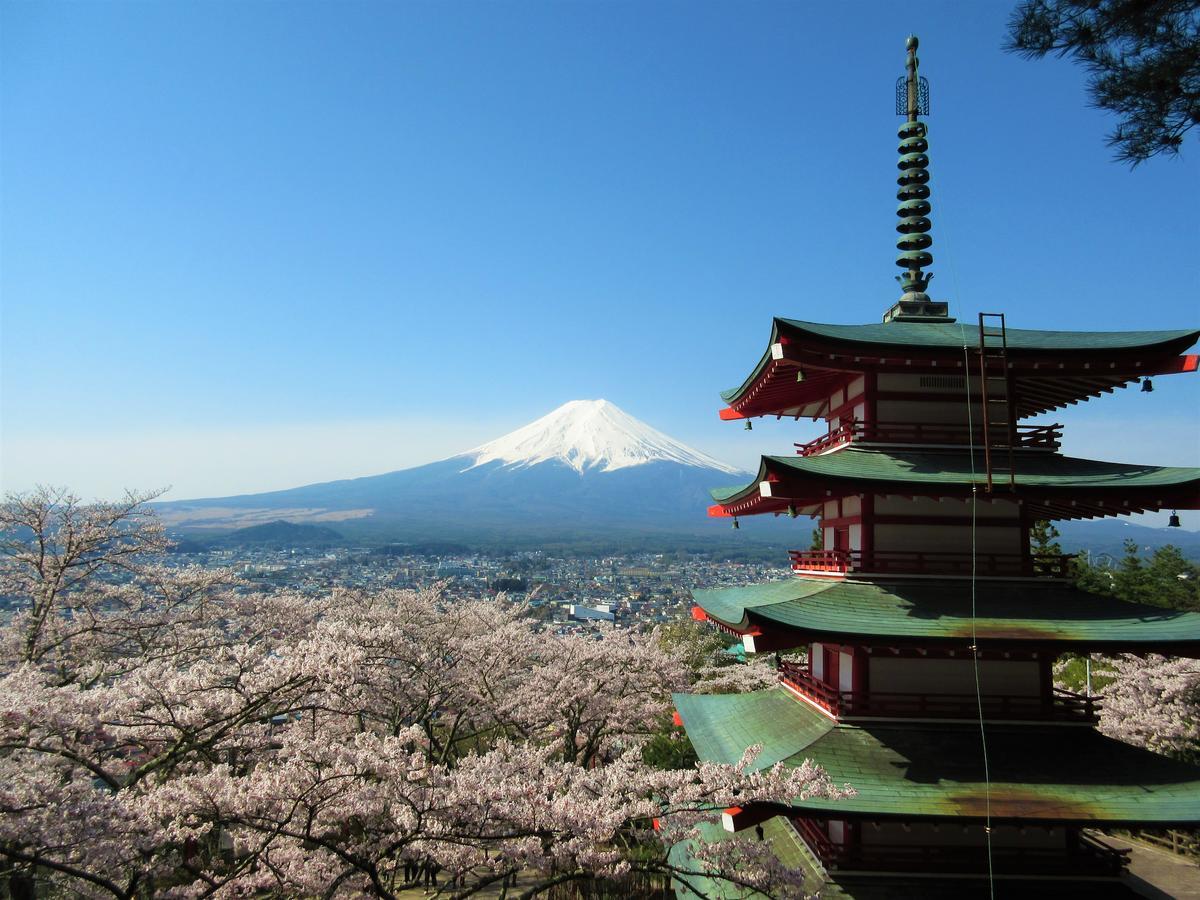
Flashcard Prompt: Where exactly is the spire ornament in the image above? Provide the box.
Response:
[883,35,953,324]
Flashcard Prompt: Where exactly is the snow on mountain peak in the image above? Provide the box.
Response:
[461,399,742,475]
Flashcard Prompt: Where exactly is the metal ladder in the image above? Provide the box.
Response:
[977,313,1016,492]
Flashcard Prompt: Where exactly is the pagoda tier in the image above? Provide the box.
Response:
[691,579,1200,726]
[670,817,1147,899]
[675,823,1143,900]
[675,688,1200,825]
[676,820,1152,897]
[720,318,1199,421]
[708,448,1200,523]
[691,579,1200,656]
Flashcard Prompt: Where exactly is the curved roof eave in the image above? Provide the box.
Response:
[674,687,1200,826]
[718,318,1199,411]
[693,579,1200,648]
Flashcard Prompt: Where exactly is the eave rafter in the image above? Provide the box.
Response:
[708,457,1200,523]
[709,616,1200,658]
[721,339,1198,421]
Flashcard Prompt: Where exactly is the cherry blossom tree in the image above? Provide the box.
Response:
[1097,653,1200,761]
[0,489,842,898]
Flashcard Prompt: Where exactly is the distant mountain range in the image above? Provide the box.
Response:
[156,400,752,543]
[1054,518,1200,560]
[155,400,1199,557]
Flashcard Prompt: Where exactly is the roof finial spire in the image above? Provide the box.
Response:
[884,35,953,324]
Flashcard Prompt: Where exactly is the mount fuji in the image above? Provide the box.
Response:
[156,401,751,543]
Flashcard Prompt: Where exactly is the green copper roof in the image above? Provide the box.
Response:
[693,578,1200,647]
[674,688,1200,825]
[672,688,835,769]
[670,815,823,900]
[775,319,1199,352]
[710,447,1200,504]
[719,319,1198,404]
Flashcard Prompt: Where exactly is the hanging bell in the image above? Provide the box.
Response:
[744,420,753,431]
[788,505,798,518]
[1169,510,1182,528]
[732,517,740,530]
[1141,378,1154,393]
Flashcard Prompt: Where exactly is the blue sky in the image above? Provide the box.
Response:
[2,1,1197,515]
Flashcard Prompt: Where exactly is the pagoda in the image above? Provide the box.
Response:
[672,36,1200,899]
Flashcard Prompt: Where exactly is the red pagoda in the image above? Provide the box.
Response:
[672,36,1200,899]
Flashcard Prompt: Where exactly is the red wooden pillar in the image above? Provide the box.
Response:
[861,493,875,569]
[1019,502,1032,572]
[823,644,840,690]
[1038,653,1053,713]
[853,646,869,696]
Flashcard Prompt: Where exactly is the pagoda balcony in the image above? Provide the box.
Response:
[791,817,1129,877]
[794,421,1063,457]
[778,660,1100,723]
[788,549,1076,579]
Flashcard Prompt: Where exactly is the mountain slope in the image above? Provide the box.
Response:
[156,400,749,539]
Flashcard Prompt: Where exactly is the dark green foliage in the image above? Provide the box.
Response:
[218,520,343,548]
[657,620,736,674]
[1030,519,1063,557]
[1007,0,1200,164]
[1073,539,1200,610]
[1055,654,1116,693]
[641,715,699,770]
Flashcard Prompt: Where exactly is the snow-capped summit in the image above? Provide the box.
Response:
[460,399,741,475]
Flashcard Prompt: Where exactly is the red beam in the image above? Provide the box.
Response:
[719,407,747,421]
[1161,354,1199,374]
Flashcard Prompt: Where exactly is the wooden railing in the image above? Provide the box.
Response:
[788,549,1076,579]
[795,421,1062,456]
[1118,828,1200,859]
[778,660,1100,723]
[790,816,836,858]
[839,687,1099,723]
[778,660,842,715]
